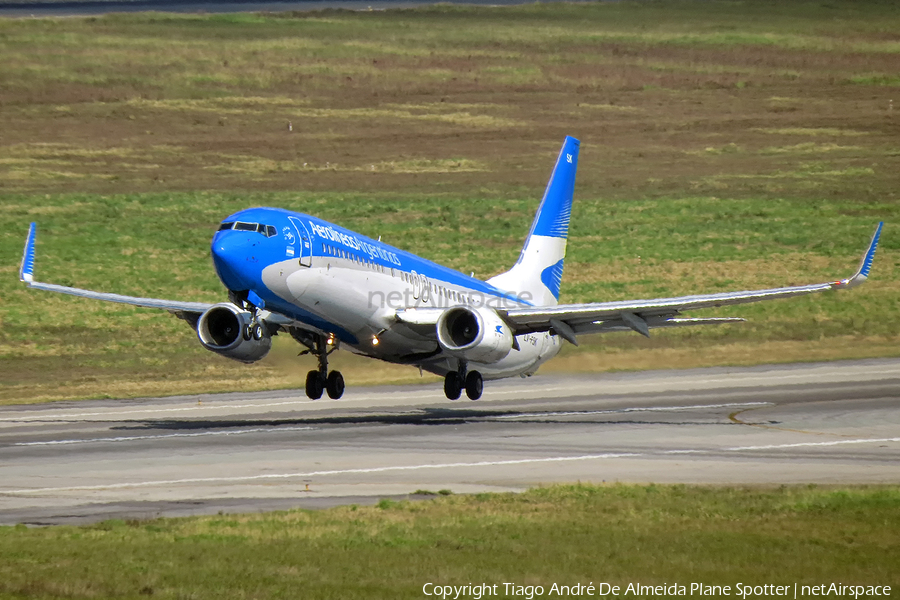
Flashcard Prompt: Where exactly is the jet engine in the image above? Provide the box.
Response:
[436,306,513,364]
[197,303,271,363]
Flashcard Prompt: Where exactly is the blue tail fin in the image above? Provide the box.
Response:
[488,136,579,306]
[528,136,580,240]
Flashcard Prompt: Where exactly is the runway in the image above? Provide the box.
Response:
[1,358,898,525]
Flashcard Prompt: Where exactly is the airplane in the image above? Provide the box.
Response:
[19,136,883,401]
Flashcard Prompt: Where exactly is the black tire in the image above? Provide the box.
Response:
[305,370,324,400]
[326,371,345,399]
[242,324,252,341]
[251,323,264,341]
[465,370,483,400]
[443,372,462,400]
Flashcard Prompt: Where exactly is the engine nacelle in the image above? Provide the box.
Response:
[436,306,513,364]
[197,303,271,363]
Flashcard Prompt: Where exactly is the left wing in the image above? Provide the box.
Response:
[502,222,883,345]
[19,223,214,321]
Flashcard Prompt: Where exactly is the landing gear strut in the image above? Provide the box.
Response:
[443,361,483,401]
[300,333,344,400]
[232,292,267,343]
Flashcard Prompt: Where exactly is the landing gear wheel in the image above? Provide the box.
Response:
[251,323,265,341]
[444,372,462,400]
[242,324,252,341]
[305,370,325,400]
[465,370,483,400]
[326,371,345,399]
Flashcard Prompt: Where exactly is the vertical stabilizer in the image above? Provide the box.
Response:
[488,136,579,307]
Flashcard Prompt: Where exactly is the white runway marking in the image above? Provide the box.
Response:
[493,402,772,419]
[0,400,314,423]
[3,436,896,496]
[0,453,642,495]
[726,437,900,451]
[12,426,317,447]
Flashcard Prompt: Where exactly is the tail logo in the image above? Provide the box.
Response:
[566,153,573,163]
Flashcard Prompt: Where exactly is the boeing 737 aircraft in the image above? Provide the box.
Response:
[19,137,882,401]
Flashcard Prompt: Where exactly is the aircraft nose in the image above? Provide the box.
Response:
[211,233,258,291]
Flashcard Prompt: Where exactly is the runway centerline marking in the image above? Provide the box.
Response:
[3,436,897,496]
[12,426,317,447]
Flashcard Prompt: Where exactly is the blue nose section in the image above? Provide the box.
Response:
[211,232,260,292]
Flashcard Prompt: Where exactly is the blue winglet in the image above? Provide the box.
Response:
[839,221,883,288]
[19,223,36,284]
[858,221,883,278]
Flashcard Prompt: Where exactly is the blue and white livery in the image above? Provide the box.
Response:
[19,137,883,400]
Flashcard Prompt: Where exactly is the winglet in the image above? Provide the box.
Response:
[838,221,883,289]
[19,222,36,284]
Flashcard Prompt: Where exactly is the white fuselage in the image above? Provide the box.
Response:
[261,255,562,379]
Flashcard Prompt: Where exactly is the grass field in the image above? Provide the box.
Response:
[1,1,899,403]
[1,484,897,598]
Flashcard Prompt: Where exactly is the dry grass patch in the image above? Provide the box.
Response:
[753,128,871,137]
[361,158,486,174]
[759,143,862,155]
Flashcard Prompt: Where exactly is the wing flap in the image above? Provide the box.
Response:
[573,316,746,336]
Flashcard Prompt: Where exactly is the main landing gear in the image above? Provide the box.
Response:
[444,362,483,401]
[300,333,344,400]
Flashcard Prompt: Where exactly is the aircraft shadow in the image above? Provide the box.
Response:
[112,407,740,431]
[113,407,516,431]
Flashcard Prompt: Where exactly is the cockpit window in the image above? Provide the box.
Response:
[220,221,277,237]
